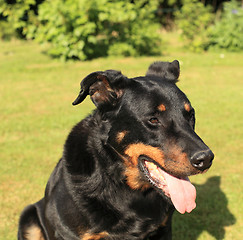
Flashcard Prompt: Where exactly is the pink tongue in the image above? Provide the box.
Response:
[162,170,196,214]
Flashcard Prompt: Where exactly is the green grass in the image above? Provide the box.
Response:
[0,37,242,240]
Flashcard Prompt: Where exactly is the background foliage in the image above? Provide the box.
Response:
[175,0,213,52]
[0,0,161,59]
[11,0,161,60]
[208,0,243,51]
[1,0,243,59]
[0,0,42,40]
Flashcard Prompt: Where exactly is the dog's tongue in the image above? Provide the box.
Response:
[161,170,196,214]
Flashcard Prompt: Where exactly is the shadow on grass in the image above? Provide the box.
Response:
[173,176,236,240]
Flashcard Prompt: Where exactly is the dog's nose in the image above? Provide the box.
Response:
[190,149,214,171]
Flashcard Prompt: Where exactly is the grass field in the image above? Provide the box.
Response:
[0,37,243,240]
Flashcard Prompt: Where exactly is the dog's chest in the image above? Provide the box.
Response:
[95,189,171,239]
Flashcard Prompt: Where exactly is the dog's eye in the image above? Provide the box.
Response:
[189,110,195,129]
[184,107,195,130]
[149,117,160,125]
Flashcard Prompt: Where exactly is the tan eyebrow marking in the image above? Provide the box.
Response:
[158,104,166,112]
[184,103,191,112]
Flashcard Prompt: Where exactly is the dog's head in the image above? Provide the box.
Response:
[73,60,214,214]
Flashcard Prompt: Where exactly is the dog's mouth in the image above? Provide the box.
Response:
[139,156,196,214]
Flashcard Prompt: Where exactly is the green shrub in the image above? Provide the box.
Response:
[27,0,161,60]
[0,0,41,40]
[208,0,243,51]
[0,20,16,40]
[108,43,137,57]
[176,0,213,52]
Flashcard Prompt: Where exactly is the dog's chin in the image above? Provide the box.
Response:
[138,158,171,201]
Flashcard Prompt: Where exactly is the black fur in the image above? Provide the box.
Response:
[146,60,180,82]
[18,60,214,240]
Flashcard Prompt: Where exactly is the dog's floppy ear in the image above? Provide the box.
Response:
[72,70,127,109]
[146,60,180,82]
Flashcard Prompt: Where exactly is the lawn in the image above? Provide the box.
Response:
[0,38,242,240]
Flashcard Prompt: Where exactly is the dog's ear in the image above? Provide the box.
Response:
[72,70,127,109]
[146,60,180,82]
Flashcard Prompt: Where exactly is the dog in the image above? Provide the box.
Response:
[18,60,214,240]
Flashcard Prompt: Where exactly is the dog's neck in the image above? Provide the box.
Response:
[63,111,124,180]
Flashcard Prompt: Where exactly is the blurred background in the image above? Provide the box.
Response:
[0,0,242,239]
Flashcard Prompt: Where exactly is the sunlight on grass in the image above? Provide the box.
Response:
[0,38,242,240]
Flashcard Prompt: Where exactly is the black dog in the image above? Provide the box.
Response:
[18,60,214,240]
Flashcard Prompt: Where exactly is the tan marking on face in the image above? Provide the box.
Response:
[124,165,150,190]
[123,143,165,190]
[124,143,165,167]
[184,103,191,112]
[164,145,199,176]
[122,143,199,189]
[24,224,45,240]
[116,131,128,144]
[82,231,109,240]
[158,104,166,112]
